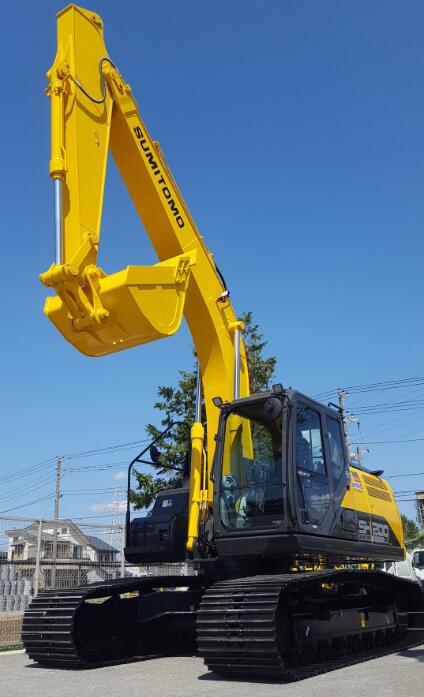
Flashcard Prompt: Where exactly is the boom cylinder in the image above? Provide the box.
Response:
[233,328,241,399]
[186,421,205,552]
[186,363,205,551]
[54,179,62,264]
[195,362,202,423]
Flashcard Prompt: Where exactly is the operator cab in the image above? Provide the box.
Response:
[213,388,346,537]
[211,387,402,565]
[124,388,403,568]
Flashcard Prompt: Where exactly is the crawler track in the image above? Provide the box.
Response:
[23,570,424,679]
[22,575,200,667]
[197,569,424,680]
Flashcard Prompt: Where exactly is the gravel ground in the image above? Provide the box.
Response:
[1,646,423,697]
[0,613,22,646]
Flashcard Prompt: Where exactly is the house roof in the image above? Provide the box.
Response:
[6,525,67,544]
[85,535,117,552]
[6,520,118,553]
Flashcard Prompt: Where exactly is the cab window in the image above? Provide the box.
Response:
[296,405,326,476]
[326,416,347,489]
[296,404,331,525]
[413,550,424,569]
[219,411,284,531]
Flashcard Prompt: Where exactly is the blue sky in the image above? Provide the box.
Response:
[0,1,423,526]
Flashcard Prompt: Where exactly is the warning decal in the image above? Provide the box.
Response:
[351,471,363,491]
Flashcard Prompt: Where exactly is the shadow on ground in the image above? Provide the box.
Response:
[397,647,424,663]
[198,645,424,684]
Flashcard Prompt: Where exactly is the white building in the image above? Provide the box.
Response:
[5,520,119,589]
[6,519,118,564]
[416,491,424,528]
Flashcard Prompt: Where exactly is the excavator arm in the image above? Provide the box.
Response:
[41,4,250,550]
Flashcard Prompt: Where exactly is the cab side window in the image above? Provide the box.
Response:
[326,416,347,490]
[296,404,331,525]
[296,406,326,475]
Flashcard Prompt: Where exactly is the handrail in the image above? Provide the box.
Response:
[125,421,187,548]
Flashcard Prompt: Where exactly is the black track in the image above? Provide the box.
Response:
[22,570,424,679]
[22,575,200,667]
[197,570,424,680]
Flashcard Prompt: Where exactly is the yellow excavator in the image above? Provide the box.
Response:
[22,4,423,678]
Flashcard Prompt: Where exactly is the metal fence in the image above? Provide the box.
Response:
[0,515,189,647]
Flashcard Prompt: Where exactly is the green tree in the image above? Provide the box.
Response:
[401,514,419,542]
[130,312,277,509]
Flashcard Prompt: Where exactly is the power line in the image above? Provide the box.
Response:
[69,513,127,521]
[0,472,55,504]
[62,490,120,496]
[355,398,424,409]
[318,379,424,453]
[346,377,424,394]
[386,472,424,479]
[350,385,424,411]
[352,437,424,444]
[361,415,424,439]
[1,439,148,491]
[62,487,118,493]
[63,438,149,460]
[390,498,417,503]
[64,459,130,473]
[393,486,424,491]
[353,404,424,416]
[3,372,423,479]
[0,459,56,485]
[0,493,55,515]
[314,374,424,401]
[356,411,424,440]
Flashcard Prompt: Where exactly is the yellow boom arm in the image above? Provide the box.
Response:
[41,4,250,550]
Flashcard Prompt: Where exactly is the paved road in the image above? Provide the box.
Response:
[1,647,423,697]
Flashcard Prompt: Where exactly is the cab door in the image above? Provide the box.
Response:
[294,401,334,534]
[323,414,356,539]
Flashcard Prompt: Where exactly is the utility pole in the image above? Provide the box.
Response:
[120,526,125,578]
[51,456,62,588]
[111,483,120,527]
[110,483,124,576]
[355,445,370,467]
[34,519,43,597]
[109,482,121,547]
[338,388,350,450]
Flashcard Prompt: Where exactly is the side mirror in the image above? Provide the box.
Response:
[149,445,161,465]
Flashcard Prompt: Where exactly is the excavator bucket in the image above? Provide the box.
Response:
[42,253,196,357]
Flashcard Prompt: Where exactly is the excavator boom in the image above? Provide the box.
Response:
[40,4,250,548]
[41,4,249,406]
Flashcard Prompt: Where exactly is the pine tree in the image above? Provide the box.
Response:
[401,514,419,541]
[130,312,277,509]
